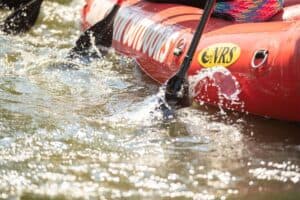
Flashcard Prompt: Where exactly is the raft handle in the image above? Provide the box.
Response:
[251,49,269,69]
[173,39,186,56]
[173,47,183,56]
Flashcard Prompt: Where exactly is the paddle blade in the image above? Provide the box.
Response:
[1,0,43,34]
[165,74,190,109]
[0,0,32,9]
[69,4,120,58]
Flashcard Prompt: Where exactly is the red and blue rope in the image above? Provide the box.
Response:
[215,0,284,22]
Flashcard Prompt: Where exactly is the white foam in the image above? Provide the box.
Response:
[189,66,244,111]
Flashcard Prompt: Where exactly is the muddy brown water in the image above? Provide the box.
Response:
[0,1,299,199]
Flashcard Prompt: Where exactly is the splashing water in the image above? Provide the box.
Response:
[0,1,299,200]
[189,66,244,113]
[102,87,169,126]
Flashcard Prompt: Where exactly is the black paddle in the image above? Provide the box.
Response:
[0,0,43,34]
[69,0,123,58]
[163,0,215,113]
[0,0,33,9]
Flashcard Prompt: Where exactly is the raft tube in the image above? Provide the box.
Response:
[82,0,300,121]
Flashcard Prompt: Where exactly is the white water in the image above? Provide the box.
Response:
[0,1,299,199]
[189,66,245,113]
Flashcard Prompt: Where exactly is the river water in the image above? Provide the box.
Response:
[0,1,299,199]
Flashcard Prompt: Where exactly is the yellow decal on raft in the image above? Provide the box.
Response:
[198,43,241,68]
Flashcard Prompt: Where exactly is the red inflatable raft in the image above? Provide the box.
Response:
[82,0,300,121]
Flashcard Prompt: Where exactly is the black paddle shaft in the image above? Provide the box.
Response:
[165,0,215,106]
[176,0,215,78]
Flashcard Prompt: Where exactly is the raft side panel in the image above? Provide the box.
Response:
[83,0,300,121]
